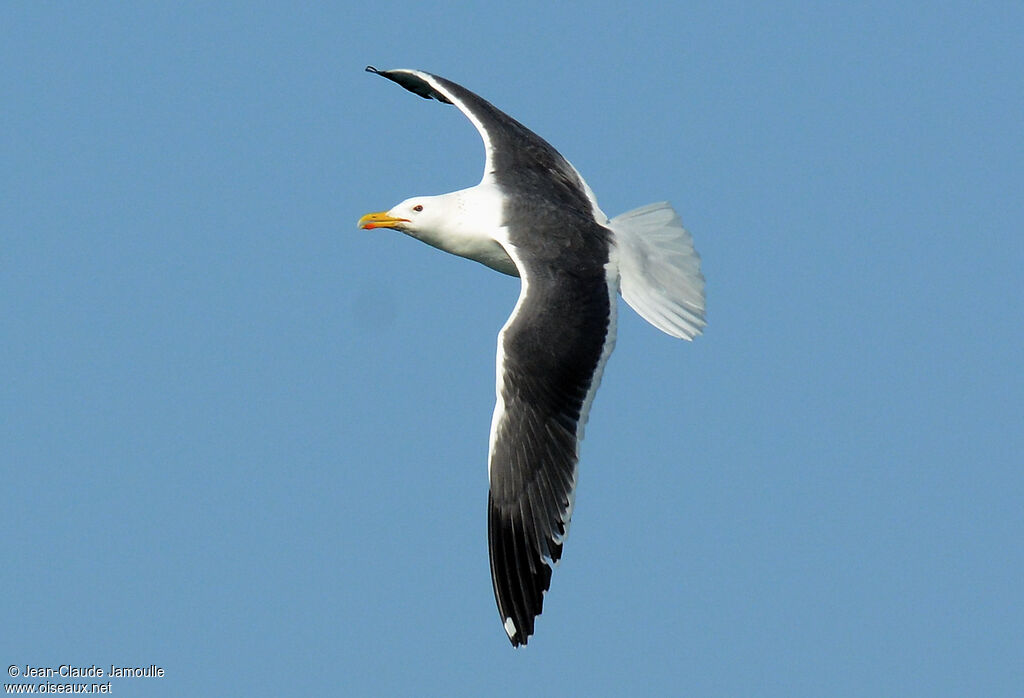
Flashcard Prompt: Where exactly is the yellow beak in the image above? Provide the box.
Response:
[358,211,410,230]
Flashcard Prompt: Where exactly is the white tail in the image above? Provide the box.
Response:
[610,202,706,340]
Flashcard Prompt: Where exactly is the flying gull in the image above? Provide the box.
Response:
[358,66,706,646]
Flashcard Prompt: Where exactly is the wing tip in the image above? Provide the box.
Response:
[489,493,553,648]
[504,616,523,646]
[363,65,452,104]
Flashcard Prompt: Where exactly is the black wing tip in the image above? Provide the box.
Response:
[488,494,552,648]
[363,65,452,104]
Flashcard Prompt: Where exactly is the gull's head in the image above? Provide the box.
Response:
[358,195,454,237]
[358,187,517,276]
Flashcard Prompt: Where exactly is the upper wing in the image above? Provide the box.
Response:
[487,255,617,646]
[365,66,592,209]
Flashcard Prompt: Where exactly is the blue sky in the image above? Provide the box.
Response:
[2,2,1022,696]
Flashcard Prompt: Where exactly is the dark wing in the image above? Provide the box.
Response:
[365,66,593,214]
[488,256,614,646]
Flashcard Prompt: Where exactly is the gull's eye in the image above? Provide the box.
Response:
[412,204,424,212]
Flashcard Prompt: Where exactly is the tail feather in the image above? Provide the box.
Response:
[610,202,706,340]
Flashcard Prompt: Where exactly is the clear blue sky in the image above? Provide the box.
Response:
[3,3,1022,696]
